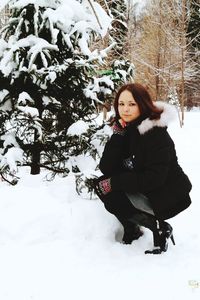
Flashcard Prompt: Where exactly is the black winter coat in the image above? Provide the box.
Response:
[99,102,192,220]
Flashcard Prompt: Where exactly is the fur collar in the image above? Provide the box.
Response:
[137,101,177,135]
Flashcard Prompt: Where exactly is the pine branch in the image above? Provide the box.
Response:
[1,173,19,185]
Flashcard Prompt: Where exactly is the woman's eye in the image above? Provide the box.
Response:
[118,102,136,106]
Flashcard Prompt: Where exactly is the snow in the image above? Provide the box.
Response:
[0,35,59,75]
[46,71,57,83]
[0,89,11,111]
[9,0,58,9]
[0,39,8,58]
[84,75,114,104]
[0,0,10,10]
[18,92,34,105]
[67,120,89,136]
[8,0,111,40]
[129,0,149,17]
[17,105,39,117]
[0,111,199,300]
[1,132,21,148]
[85,0,112,37]
[0,146,23,172]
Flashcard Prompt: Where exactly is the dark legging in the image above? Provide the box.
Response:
[100,190,170,249]
[101,190,140,219]
[102,190,159,232]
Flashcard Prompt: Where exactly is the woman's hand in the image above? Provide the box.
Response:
[94,178,112,198]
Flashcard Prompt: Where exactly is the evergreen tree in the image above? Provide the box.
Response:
[0,0,111,181]
[97,0,131,62]
[94,0,135,106]
[107,0,128,59]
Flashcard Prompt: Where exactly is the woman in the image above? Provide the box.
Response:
[93,83,192,254]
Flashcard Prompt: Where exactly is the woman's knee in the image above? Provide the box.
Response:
[103,191,134,216]
[103,193,118,214]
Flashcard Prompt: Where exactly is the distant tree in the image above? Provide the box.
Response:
[129,0,200,125]
[0,5,11,30]
[186,0,200,108]
[187,0,200,49]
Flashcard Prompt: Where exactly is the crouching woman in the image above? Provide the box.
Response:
[93,83,192,254]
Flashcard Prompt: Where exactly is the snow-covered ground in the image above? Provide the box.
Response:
[0,111,199,300]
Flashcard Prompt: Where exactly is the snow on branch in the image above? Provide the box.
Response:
[0,35,59,75]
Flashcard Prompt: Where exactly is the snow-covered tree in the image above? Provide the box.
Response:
[0,0,112,180]
[107,0,128,59]
[93,0,135,118]
[97,0,133,63]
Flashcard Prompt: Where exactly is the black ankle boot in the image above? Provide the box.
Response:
[127,213,175,254]
[145,221,175,254]
[159,221,175,251]
[115,215,143,244]
[122,224,143,244]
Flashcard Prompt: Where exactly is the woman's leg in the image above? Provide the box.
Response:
[121,192,175,254]
[126,192,154,215]
[102,190,139,218]
[115,214,143,244]
[127,212,175,254]
[100,191,143,243]
[97,188,175,253]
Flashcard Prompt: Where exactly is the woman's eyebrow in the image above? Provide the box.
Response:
[120,101,136,103]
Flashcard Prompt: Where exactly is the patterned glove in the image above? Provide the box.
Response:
[112,120,126,136]
[94,178,112,198]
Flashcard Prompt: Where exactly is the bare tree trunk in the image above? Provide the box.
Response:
[180,47,185,127]
[155,0,162,100]
[30,131,41,175]
[180,0,187,127]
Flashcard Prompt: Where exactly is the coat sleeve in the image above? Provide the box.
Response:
[110,128,174,193]
[99,134,125,177]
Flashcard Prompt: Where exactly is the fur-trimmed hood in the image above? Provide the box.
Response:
[137,101,177,135]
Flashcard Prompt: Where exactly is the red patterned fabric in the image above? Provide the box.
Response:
[97,178,111,196]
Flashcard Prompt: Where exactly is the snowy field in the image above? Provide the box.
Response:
[0,111,199,300]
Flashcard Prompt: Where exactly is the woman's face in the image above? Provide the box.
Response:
[118,90,140,123]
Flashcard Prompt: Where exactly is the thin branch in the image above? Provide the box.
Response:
[1,173,19,185]
[87,0,103,30]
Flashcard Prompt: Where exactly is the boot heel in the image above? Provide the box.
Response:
[170,234,175,245]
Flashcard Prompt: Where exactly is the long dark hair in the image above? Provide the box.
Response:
[114,83,163,120]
